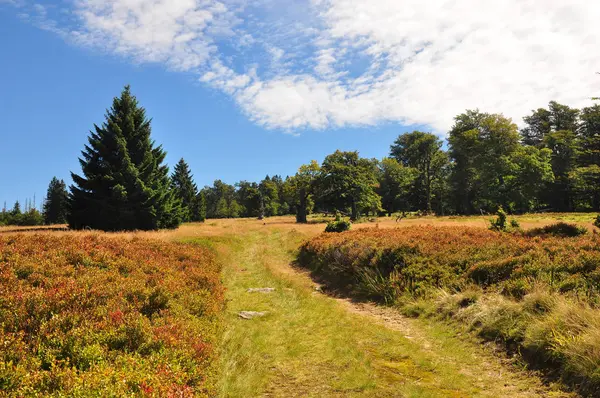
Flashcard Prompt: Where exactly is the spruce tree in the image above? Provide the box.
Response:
[43,177,69,224]
[171,158,199,222]
[69,86,182,231]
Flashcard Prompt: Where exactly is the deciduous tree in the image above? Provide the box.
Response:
[317,151,381,220]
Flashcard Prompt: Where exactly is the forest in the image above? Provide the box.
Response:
[1,87,599,230]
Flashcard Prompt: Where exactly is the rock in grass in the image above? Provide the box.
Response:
[238,311,268,319]
[247,288,275,293]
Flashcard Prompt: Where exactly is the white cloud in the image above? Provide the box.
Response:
[12,0,600,132]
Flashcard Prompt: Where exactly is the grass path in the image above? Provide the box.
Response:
[187,227,572,398]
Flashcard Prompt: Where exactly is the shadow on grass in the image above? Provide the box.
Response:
[0,226,69,234]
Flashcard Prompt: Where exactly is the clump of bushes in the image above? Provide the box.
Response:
[525,222,588,237]
[325,211,351,233]
[488,207,520,232]
[594,215,600,229]
[0,234,223,396]
[325,220,351,233]
[488,207,508,231]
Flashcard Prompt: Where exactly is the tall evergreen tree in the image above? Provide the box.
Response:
[11,201,21,216]
[69,86,182,231]
[43,177,69,224]
[171,158,199,222]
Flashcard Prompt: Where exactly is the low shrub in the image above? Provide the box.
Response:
[595,215,600,229]
[488,207,508,231]
[0,234,224,396]
[525,222,588,237]
[325,220,351,233]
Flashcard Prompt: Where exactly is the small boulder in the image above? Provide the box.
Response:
[247,288,275,293]
[238,311,268,320]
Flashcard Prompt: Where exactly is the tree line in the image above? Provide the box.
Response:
[201,101,600,220]
[3,86,598,231]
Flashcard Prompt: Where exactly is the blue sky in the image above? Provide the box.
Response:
[1,0,599,209]
[0,5,409,209]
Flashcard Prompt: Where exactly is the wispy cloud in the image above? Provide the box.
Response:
[7,0,600,133]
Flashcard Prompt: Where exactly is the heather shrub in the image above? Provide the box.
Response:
[325,220,351,233]
[525,222,588,237]
[0,234,223,396]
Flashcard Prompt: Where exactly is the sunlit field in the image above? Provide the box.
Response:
[1,213,598,396]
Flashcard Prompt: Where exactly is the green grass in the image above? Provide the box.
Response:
[185,228,570,397]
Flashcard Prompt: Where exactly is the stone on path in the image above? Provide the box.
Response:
[238,311,268,320]
[247,287,275,293]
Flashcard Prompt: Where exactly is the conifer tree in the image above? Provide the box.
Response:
[43,177,69,224]
[69,86,182,231]
[193,191,207,222]
[171,158,199,222]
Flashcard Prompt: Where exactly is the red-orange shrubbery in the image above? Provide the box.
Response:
[299,226,600,302]
[0,234,223,397]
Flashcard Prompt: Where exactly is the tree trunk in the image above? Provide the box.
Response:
[296,188,307,223]
[425,164,432,214]
[350,197,358,221]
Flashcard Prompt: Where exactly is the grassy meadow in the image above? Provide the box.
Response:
[1,213,598,396]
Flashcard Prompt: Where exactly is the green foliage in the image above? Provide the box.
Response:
[544,130,579,212]
[43,177,69,224]
[171,158,199,222]
[390,131,447,213]
[595,215,600,229]
[285,160,320,223]
[194,191,207,222]
[316,150,381,220]
[449,111,527,214]
[570,165,600,211]
[0,200,44,226]
[525,222,588,237]
[488,206,508,231]
[203,180,241,219]
[68,86,182,231]
[377,158,418,216]
[324,219,351,233]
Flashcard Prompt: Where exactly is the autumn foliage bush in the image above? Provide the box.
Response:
[299,226,600,301]
[0,234,223,396]
[298,226,600,394]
